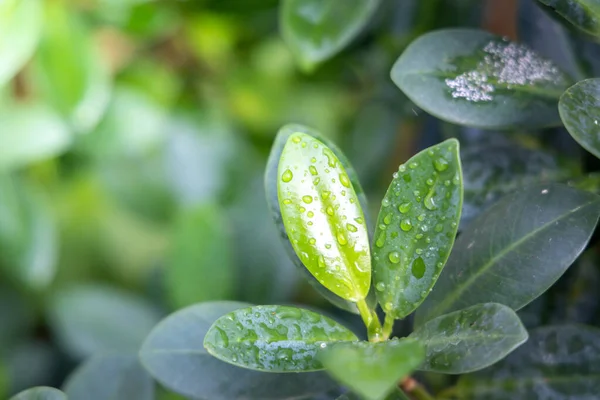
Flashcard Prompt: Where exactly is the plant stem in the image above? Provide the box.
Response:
[356,298,383,342]
[401,377,436,400]
[382,313,395,340]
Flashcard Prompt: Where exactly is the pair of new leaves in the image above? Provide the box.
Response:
[203,124,600,400]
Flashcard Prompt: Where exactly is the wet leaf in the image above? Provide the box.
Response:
[9,387,66,400]
[265,124,375,314]
[538,0,600,37]
[410,303,528,374]
[559,78,600,159]
[277,129,371,302]
[391,29,572,129]
[63,354,154,400]
[319,338,424,400]
[204,305,357,372]
[416,184,600,326]
[280,0,380,71]
[373,139,462,319]
[166,203,234,309]
[140,301,338,399]
[47,284,162,359]
[336,389,410,400]
[0,0,42,87]
[455,325,600,399]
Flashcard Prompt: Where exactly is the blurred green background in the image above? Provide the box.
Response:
[4,0,599,398]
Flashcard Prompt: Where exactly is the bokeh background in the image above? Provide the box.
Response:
[2,0,599,398]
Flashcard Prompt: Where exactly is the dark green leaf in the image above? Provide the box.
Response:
[373,139,462,319]
[63,354,154,400]
[319,338,424,400]
[0,285,34,349]
[204,305,357,372]
[391,29,572,129]
[0,0,42,86]
[265,124,375,313]
[416,184,600,326]
[140,301,338,399]
[9,387,66,400]
[455,325,600,399]
[47,285,162,358]
[410,303,528,374]
[538,0,600,37]
[559,78,600,159]
[166,203,234,309]
[280,0,380,71]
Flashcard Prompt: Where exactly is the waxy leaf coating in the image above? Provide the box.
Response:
[319,338,424,400]
[278,132,371,302]
[559,78,600,160]
[410,303,528,374]
[204,305,357,372]
[373,139,463,319]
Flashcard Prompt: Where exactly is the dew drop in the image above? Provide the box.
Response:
[398,164,406,172]
[383,213,392,225]
[325,244,332,249]
[283,199,291,205]
[212,327,229,347]
[337,232,347,246]
[346,223,358,232]
[401,219,413,232]
[417,213,426,222]
[409,162,418,169]
[307,211,314,218]
[382,198,390,207]
[318,255,326,269]
[309,166,318,176]
[302,195,313,204]
[282,169,293,182]
[322,190,331,200]
[433,157,449,172]
[292,136,301,144]
[326,206,334,216]
[398,202,411,213]
[376,282,386,291]
[424,192,437,210]
[355,217,364,224]
[388,251,401,264]
[375,231,386,248]
[340,173,351,188]
[298,206,306,213]
[309,238,316,245]
[426,178,434,186]
[311,157,316,163]
[313,177,320,185]
[412,257,426,279]
[385,302,393,311]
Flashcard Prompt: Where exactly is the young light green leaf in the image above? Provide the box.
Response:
[455,325,600,399]
[141,302,337,399]
[391,29,572,129]
[166,203,234,309]
[204,305,357,372]
[319,338,424,400]
[278,131,371,302]
[0,0,42,87]
[9,387,66,400]
[280,0,380,71]
[373,139,462,319]
[538,0,600,37]
[266,124,375,314]
[63,354,154,400]
[416,184,600,326]
[410,303,528,374]
[559,78,600,159]
[336,389,410,400]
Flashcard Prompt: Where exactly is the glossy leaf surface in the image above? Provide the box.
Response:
[166,203,234,309]
[337,389,410,400]
[280,0,380,71]
[416,184,600,326]
[204,305,357,372]
[63,354,154,400]
[538,0,600,37]
[140,302,337,399]
[391,29,571,129]
[410,303,528,374]
[319,339,424,400]
[455,325,600,399]
[278,131,371,302]
[559,78,600,159]
[373,139,462,319]
[266,124,374,314]
[10,387,66,400]
[0,0,42,87]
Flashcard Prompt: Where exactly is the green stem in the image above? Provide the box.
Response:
[356,298,383,342]
[382,313,395,340]
[402,377,436,400]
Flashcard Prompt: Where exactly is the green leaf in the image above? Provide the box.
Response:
[0,0,42,87]
[47,285,162,358]
[204,305,357,372]
[416,183,600,326]
[32,1,111,133]
[63,354,154,400]
[455,325,600,399]
[319,338,424,400]
[410,303,528,374]
[336,389,410,400]
[391,29,572,129]
[373,139,462,319]
[9,387,66,400]
[277,130,372,302]
[559,78,600,160]
[140,301,338,399]
[538,0,600,37]
[280,0,380,71]
[166,203,234,309]
[0,103,71,171]
[265,124,375,313]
